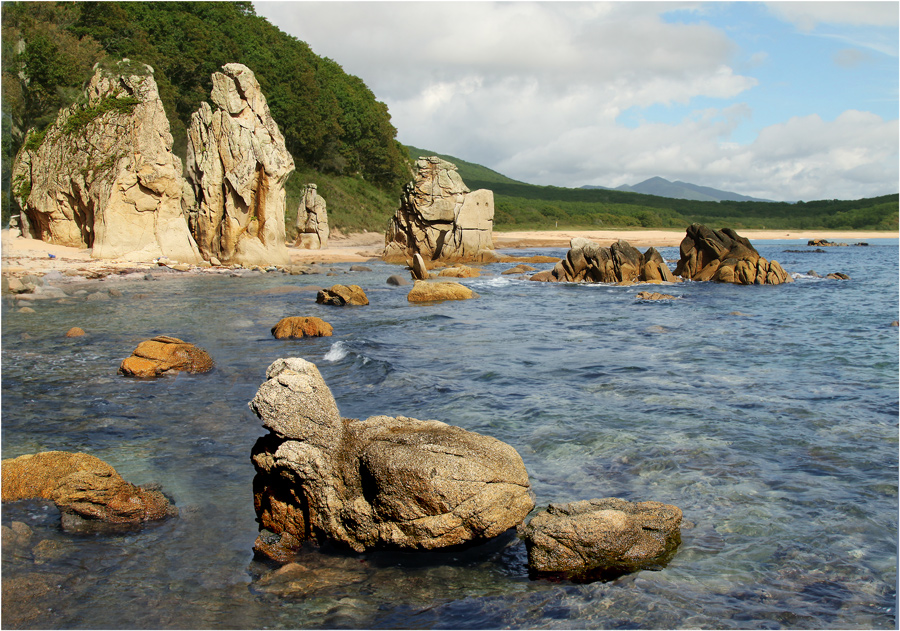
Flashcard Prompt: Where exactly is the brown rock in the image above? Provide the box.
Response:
[66,327,86,337]
[2,451,175,529]
[674,224,792,285]
[271,316,333,339]
[411,252,430,280]
[636,291,679,301]
[407,280,477,302]
[825,272,851,280]
[119,335,214,377]
[521,497,682,579]
[316,284,369,306]
[502,264,537,275]
[438,265,481,278]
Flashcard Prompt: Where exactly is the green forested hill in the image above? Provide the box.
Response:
[407,147,898,231]
[1,0,409,226]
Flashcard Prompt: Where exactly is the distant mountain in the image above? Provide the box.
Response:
[583,177,771,203]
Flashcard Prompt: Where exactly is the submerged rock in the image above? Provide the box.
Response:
[438,265,481,278]
[119,335,214,377]
[2,451,176,530]
[674,224,792,285]
[249,358,533,556]
[383,157,497,264]
[521,497,682,579]
[636,291,679,301]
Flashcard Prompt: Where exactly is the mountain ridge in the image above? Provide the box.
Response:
[583,176,772,203]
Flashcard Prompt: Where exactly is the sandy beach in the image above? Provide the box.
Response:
[1,228,894,275]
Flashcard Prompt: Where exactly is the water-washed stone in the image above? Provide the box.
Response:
[521,497,682,579]
[2,451,175,530]
[119,335,214,377]
[271,317,333,339]
[316,284,369,306]
[407,280,477,302]
[530,239,678,284]
[249,358,533,556]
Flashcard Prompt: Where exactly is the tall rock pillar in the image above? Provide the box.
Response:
[382,157,497,264]
[185,63,293,266]
[11,59,202,263]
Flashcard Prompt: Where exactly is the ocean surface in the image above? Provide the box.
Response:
[2,239,897,630]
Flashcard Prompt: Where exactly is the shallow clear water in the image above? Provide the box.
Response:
[2,240,897,629]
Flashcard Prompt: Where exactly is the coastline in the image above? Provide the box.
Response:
[1,228,895,274]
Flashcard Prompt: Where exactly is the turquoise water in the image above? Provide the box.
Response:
[2,239,897,629]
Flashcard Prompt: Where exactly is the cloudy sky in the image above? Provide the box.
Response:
[254,1,898,201]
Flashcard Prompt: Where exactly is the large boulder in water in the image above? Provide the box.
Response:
[530,238,677,284]
[185,63,293,267]
[11,59,202,264]
[674,224,792,285]
[2,451,176,530]
[383,157,497,264]
[249,358,533,557]
[521,497,682,579]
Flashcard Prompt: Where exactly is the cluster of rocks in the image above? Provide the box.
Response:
[530,239,676,284]
[807,239,868,247]
[12,60,295,268]
[2,451,176,531]
[294,184,329,249]
[674,224,791,285]
[383,157,497,265]
[248,357,682,579]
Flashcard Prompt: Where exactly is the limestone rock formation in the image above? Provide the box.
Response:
[530,238,677,284]
[674,224,792,285]
[119,335,214,377]
[11,59,201,263]
[2,451,176,530]
[521,498,682,579]
[271,316,333,339]
[249,358,533,556]
[316,284,369,306]
[185,63,293,267]
[294,184,329,249]
[407,280,478,302]
[383,157,497,264]
[411,252,430,280]
[438,265,481,278]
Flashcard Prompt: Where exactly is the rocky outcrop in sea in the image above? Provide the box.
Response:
[12,59,202,264]
[185,63,293,267]
[529,238,677,284]
[383,157,497,264]
[675,224,792,285]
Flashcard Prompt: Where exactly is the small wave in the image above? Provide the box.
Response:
[324,341,349,362]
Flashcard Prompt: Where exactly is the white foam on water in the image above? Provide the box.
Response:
[323,340,349,362]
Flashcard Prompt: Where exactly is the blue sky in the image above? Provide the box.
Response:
[255,1,898,201]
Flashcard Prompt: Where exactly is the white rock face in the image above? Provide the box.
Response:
[383,157,496,263]
[11,59,202,263]
[294,184,329,249]
[185,63,293,266]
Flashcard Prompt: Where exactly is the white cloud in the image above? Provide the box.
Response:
[254,2,898,201]
[765,1,899,32]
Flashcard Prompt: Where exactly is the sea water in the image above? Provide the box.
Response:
[1,240,897,629]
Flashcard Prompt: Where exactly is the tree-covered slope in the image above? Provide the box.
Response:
[2,1,409,224]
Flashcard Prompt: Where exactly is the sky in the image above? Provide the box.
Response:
[253,1,899,202]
